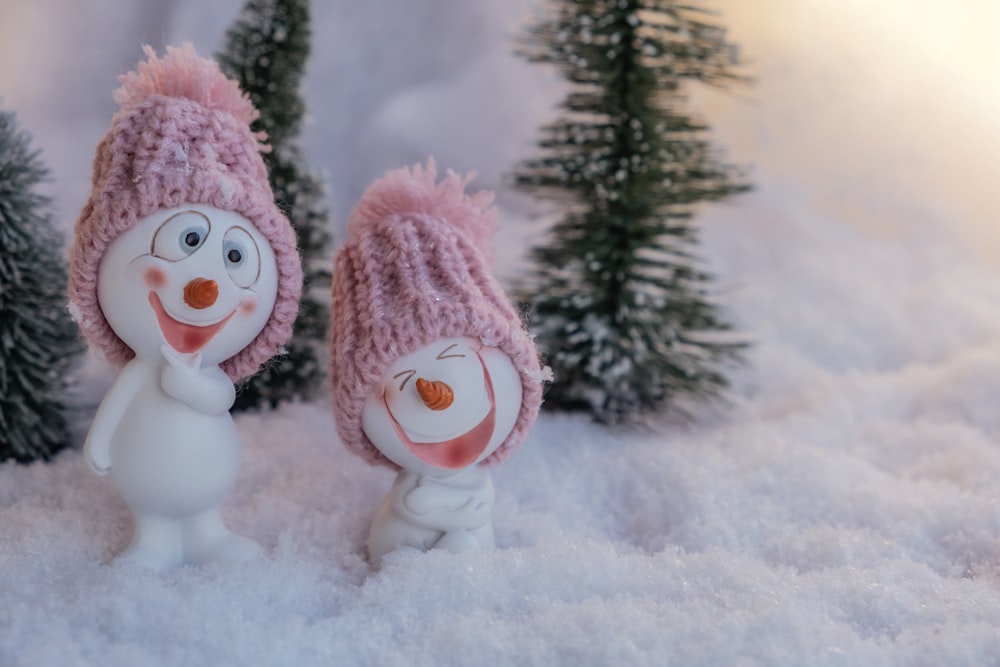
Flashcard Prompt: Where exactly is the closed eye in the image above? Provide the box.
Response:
[436,344,466,360]
[392,369,416,391]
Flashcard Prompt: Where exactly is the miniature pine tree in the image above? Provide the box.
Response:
[0,108,83,462]
[513,0,750,422]
[217,0,332,410]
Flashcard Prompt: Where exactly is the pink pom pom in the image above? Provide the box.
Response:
[347,158,498,260]
[114,43,259,128]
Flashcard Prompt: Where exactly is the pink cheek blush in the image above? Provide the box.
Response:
[144,267,167,289]
[239,298,258,316]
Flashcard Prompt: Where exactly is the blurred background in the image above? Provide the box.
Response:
[0,0,550,246]
[2,0,996,243]
[1,0,999,378]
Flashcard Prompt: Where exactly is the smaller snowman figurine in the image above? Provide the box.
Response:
[330,161,546,566]
[68,44,301,569]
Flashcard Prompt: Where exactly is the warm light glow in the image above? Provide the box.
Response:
[696,0,1000,249]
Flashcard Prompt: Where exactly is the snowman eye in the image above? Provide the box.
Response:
[223,226,261,288]
[436,343,466,360]
[151,210,211,261]
[181,228,205,253]
[392,369,416,391]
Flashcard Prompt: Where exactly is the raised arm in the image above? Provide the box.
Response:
[158,345,235,416]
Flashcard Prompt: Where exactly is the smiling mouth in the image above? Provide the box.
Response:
[384,354,497,470]
[148,292,235,354]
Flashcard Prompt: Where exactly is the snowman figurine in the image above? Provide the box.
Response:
[330,161,546,566]
[68,44,301,569]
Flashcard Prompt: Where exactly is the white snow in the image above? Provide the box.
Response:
[3,1,1000,665]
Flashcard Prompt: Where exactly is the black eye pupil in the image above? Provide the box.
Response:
[227,249,242,263]
[185,232,201,247]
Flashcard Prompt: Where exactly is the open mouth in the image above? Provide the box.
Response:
[384,354,497,470]
[148,292,235,354]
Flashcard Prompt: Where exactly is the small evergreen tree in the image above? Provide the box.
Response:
[217,0,332,410]
[513,0,750,422]
[0,108,83,462]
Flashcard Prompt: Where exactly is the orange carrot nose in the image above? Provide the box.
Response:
[416,378,454,410]
[183,277,219,309]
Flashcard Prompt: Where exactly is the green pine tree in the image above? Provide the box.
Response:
[217,0,332,410]
[513,0,750,422]
[0,108,83,462]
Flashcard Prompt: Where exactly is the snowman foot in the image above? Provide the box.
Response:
[182,507,263,565]
[434,528,481,553]
[116,514,183,570]
[189,532,263,565]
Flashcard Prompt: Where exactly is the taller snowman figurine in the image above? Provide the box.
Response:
[68,44,302,569]
[330,161,546,566]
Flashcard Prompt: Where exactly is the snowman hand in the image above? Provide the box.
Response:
[160,344,201,372]
[84,438,111,476]
[449,493,492,529]
[159,344,235,415]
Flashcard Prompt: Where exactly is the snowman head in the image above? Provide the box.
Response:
[97,205,278,367]
[331,160,546,471]
[360,337,522,476]
[68,44,301,380]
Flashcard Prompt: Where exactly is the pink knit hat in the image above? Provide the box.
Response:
[330,160,545,469]
[68,43,302,381]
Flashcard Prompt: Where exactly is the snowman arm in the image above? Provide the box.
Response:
[159,345,235,415]
[404,479,489,514]
[391,474,451,530]
[83,360,145,475]
[398,475,494,531]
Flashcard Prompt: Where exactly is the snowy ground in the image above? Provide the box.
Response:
[3,0,1000,665]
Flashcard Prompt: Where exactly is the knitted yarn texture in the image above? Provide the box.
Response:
[330,160,545,469]
[68,43,302,381]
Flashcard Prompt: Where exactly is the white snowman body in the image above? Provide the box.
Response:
[84,204,278,569]
[361,336,522,566]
